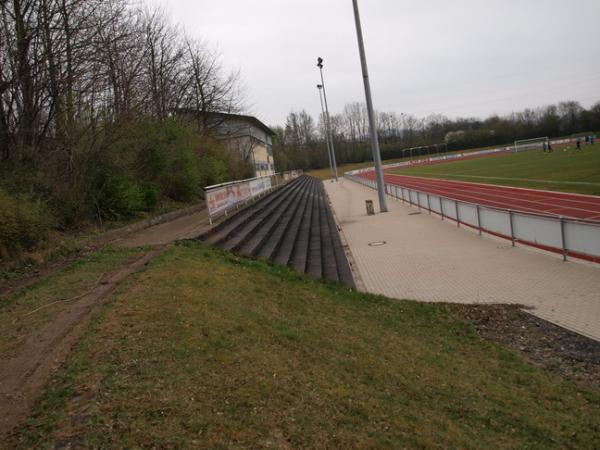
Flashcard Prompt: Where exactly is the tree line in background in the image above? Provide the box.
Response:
[0,0,250,257]
[273,100,600,171]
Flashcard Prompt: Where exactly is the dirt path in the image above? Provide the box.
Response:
[114,209,210,248]
[0,210,211,440]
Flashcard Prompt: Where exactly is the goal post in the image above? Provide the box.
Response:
[514,136,549,153]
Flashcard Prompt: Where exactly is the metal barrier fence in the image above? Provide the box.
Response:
[355,136,592,175]
[204,170,302,224]
[345,173,600,264]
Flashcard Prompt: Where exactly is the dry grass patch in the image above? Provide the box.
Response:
[10,242,600,448]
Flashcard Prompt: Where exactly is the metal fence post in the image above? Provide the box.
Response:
[455,200,460,227]
[560,217,568,261]
[440,198,444,221]
[476,204,482,235]
[509,210,515,247]
[426,193,431,214]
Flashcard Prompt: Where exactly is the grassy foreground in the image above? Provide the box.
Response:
[10,242,600,448]
[0,246,144,357]
[393,144,600,195]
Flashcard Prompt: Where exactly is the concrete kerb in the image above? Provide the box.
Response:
[323,187,366,292]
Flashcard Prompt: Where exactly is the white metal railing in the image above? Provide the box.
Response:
[351,136,590,175]
[345,172,600,264]
[204,170,303,224]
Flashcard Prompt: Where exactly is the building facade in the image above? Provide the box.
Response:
[196,112,276,178]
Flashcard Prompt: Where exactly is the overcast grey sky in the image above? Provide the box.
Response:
[153,0,600,126]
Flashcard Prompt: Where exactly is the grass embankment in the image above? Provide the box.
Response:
[10,242,600,448]
[0,247,144,357]
[392,144,600,195]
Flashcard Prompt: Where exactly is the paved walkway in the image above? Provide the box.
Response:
[325,178,600,341]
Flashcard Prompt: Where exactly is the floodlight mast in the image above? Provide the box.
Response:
[317,84,335,180]
[316,58,338,181]
[351,0,388,212]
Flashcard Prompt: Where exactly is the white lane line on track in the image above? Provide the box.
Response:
[385,173,600,203]
[383,175,600,215]
[402,173,600,187]
[378,175,600,219]
[388,175,600,205]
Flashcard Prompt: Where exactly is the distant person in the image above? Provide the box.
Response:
[542,142,548,152]
[592,135,596,145]
[585,135,590,144]
[576,137,581,150]
[547,141,553,152]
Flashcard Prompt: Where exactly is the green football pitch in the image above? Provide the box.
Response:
[390,143,600,195]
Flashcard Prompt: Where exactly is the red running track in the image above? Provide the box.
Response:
[359,172,600,222]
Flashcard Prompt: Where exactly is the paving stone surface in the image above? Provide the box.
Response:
[325,178,600,341]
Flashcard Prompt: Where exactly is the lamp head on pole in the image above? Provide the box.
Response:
[317,57,323,68]
[316,84,323,89]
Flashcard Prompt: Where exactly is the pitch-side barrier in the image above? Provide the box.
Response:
[345,171,600,264]
[204,170,303,224]
[372,136,590,173]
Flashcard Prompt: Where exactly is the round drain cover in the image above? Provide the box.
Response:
[368,241,387,247]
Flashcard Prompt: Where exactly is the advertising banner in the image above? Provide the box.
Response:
[205,175,278,221]
[249,177,271,197]
[206,181,252,218]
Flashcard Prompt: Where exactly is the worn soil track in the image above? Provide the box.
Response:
[0,207,212,440]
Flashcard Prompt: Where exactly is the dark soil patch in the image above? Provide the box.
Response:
[453,304,600,390]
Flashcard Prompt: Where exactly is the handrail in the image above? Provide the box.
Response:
[346,172,600,226]
[344,172,600,264]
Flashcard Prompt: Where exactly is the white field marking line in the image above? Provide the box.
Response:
[383,179,560,216]
[404,172,600,186]
[384,172,600,200]
[382,174,600,219]
[413,184,600,218]
[387,174,600,206]
[383,174,600,212]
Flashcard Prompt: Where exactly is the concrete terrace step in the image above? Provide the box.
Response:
[272,178,315,267]
[198,176,355,288]
[203,177,303,246]
[238,177,310,257]
[220,178,307,253]
[289,179,317,274]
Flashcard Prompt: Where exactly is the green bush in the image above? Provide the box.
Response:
[1,115,251,256]
[141,182,160,210]
[95,175,146,219]
[162,152,199,201]
[0,188,51,258]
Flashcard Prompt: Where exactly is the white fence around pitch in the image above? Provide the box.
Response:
[345,172,600,264]
[204,170,302,224]
[359,135,593,175]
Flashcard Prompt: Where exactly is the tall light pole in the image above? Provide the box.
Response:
[317,84,334,180]
[317,57,338,181]
[352,0,388,212]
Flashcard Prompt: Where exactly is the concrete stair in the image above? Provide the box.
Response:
[199,176,355,287]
